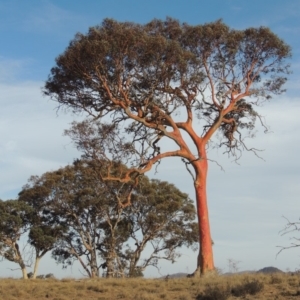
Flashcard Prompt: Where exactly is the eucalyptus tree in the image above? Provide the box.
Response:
[44,18,291,275]
[19,179,67,279]
[19,161,115,278]
[0,199,32,279]
[0,196,62,279]
[19,160,197,278]
[123,177,198,277]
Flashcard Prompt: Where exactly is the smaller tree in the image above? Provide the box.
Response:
[27,225,63,279]
[0,199,32,279]
[18,160,198,278]
[19,178,68,279]
[19,163,108,278]
[122,177,198,277]
[97,217,131,278]
[19,160,137,278]
[64,122,199,276]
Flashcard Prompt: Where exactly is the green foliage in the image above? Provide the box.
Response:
[0,199,32,249]
[17,160,197,278]
[123,177,198,277]
[0,199,33,278]
[45,18,291,160]
[0,200,32,237]
[28,225,62,253]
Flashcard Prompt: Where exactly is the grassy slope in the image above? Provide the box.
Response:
[0,273,299,300]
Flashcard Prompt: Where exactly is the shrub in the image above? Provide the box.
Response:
[270,274,283,284]
[231,279,264,297]
[196,283,231,300]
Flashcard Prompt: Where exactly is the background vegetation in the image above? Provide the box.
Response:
[1,272,300,300]
[0,161,198,279]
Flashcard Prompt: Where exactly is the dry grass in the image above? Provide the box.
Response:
[0,272,300,300]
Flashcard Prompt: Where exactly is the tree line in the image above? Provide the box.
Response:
[0,160,198,279]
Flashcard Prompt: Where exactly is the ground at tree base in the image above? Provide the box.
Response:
[0,272,300,299]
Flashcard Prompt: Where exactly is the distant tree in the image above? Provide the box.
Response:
[95,210,131,278]
[19,184,66,279]
[0,197,61,279]
[19,161,111,278]
[0,199,32,279]
[27,225,63,279]
[45,18,291,275]
[123,177,198,277]
[18,185,63,279]
[19,161,197,278]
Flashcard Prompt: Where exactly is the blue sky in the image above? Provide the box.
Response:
[0,0,300,278]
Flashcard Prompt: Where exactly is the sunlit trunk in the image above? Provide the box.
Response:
[90,249,99,278]
[21,266,28,280]
[32,256,41,279]
[18,257,28,280]
[193,151,214,276]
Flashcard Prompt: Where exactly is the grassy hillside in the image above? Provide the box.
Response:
[0,272,300,299]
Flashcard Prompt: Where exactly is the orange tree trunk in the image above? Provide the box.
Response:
[193,153,214,275]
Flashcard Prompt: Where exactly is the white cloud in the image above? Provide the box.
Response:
[22,1,84,34]
[0,81,82,199]
[0,0,84,35]
[0,57,32,83]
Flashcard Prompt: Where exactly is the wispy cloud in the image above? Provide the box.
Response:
[0,0,84,35]
[0,57,32,83]
[23,2,78,33]
[0,81,82,199]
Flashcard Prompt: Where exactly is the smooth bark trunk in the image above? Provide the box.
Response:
[193,154,214,276]
[32,256,41,279]
[90,249,99,278]
[21,266,28,280]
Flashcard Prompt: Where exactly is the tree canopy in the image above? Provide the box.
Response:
[123,177,198,277]
[44,18,291,275]
[0,199,32,279]
[18,160,197,278]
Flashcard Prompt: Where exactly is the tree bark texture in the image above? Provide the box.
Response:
[90,249,99,278]
[193,154,214,275]
[32,256,41,279]
[106,253,114,278]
